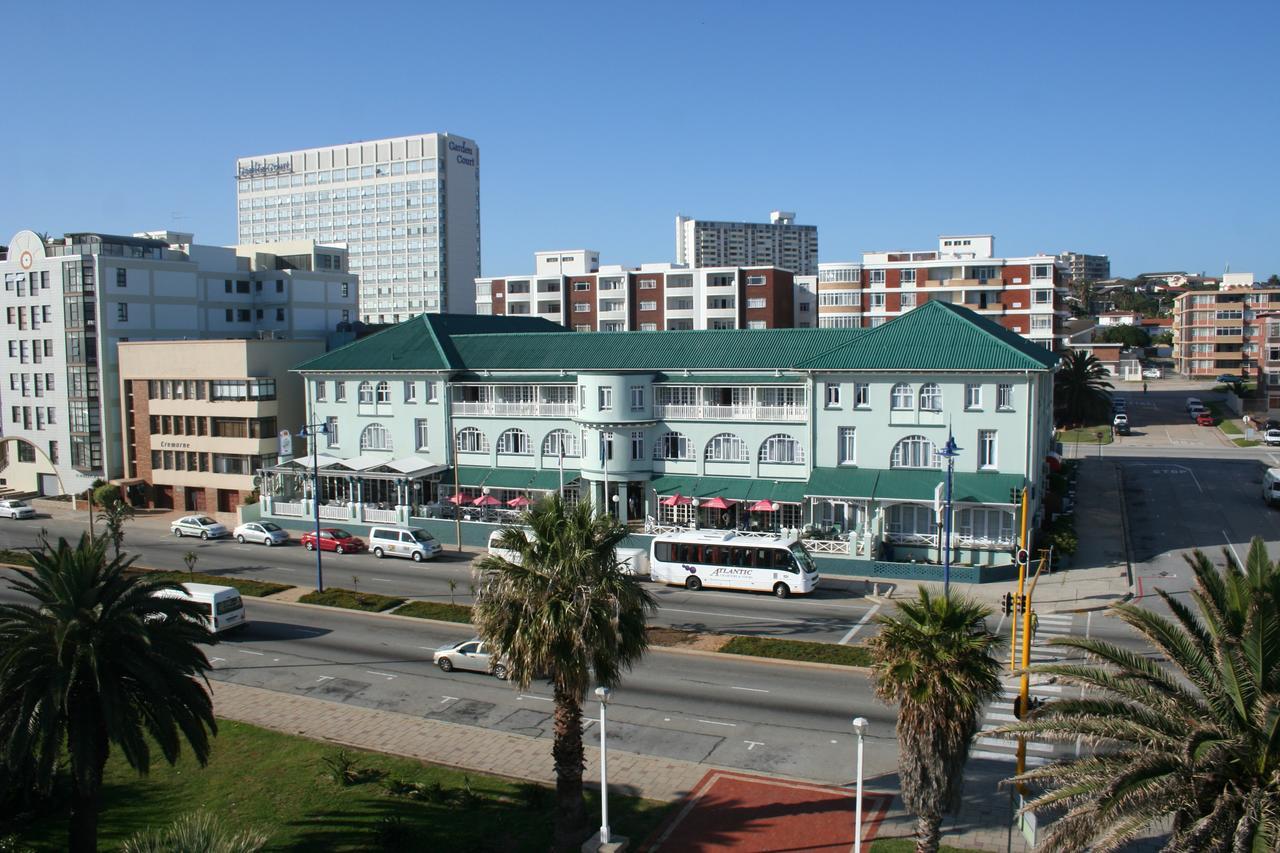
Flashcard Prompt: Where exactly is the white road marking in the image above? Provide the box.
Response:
[744,740,764,750]
[209,657,226,664]
[366,670,397,680]
[518,694,552,702]
[661,606,807,625]
[370,578,393,582]
[240,650,265,656]
[977,737,1054,753]
[838,602,881,645]
[1223,531,1244,567]
[730,685,769,694]
[316,676,335,683]
[440,696,458,703]
[972,750,1052,767]
[830,739,839,744]
[698,719,737,727]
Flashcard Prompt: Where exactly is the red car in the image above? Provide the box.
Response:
[1196,412,1216,426]
[301,528,366,554]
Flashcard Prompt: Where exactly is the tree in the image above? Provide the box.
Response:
[472,496,656,851]
[93,485,134,560]
[1095,324,1151,348]
[1267,274,1279,288]
[1152,330,1173,346]
[0,535,217,852]
[867,588,1003,853]
[997,537,1280,851]
[1054,349,1114,425]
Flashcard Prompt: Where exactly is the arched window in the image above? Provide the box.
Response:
[542,429,579,458]
[358,381,374,405]
[918,383,942,412]
[759,433,804,464]
[375,381,391,404]
[653,431,694,461]
[359,422,392,451]
[705,433,748,462]
[496,428,531,455]
[455,427,489,453]
[890,383,913,410]
[890,435,940,469]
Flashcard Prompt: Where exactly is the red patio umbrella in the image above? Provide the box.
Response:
[659,493,692,507]
[749,499,779,512]
[506,495,531,508]
[701,496,736,510]
[447,492,471,505]
[473,494,501,507]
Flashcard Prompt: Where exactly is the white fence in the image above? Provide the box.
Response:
[361,506,399,523]
[273,501,305,517]
[802,538,851,555]
[319,504,352,521]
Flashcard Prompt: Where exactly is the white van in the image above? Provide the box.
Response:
[1264,469,1280,507]
[487,529,535,564]
[153,583,247,634]
[369,527,443,562]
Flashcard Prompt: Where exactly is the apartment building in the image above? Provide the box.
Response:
[235,133,480,323]
[675,211,819,275]
[476,250,801,331]
[0,229,356,496]
[1171,284,1280,380]
[1056,251,1110,284]
[251,302,1058,580]
[815,235,1068,348]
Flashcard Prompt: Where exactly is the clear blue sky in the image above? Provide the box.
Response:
[4,0,1276,279]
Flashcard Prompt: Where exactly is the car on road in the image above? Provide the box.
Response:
[1267,429,1280,447]
[1142,367,1162,379]
[369,526,442,562]
[1216,374,1242,385]
[301,528,365,554]
[0,499,35,520]
[1112,413,1129,427]
[1196,412,1216,426]
[1114,422,1131,436]
[233,521,290,546]
[1188,405,1210,420]
[433,638,508,679]
[1185,397,1203,412]
[170,515,230,540]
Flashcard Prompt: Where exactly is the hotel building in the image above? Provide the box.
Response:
[676,211,819,276]
[235,133,481,323]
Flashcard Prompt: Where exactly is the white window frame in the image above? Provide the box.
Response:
[598,386,612,411]
[455,427,489,453]
[542,429,579,457]
[404,381,417,403]
[414,418,429,451]
[314,381,326,403]
[357,381,374,405]
[496,428,531,455]
[965,384,982,410]
[918,383,943,412]
[654,431,694,461]
[854,383,869,408]
[359,422,393,451]
[704,433,748,463]
[375,381,391,404]
[630,386,645,411]
[891,435,940,469]
[997,384,1013,411]
[978,429,997,469]
[838,427,856,465]
[825,382,841,408]
[759,433,804,464]
[891,383,913,410]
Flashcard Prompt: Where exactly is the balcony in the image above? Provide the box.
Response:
[452,401,577,417]
[653,403,806,422]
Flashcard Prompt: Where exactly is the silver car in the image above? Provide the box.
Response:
[433,638,508,679]
[170,515,230,540]
[0,499,35,520]
[233,521,290,546]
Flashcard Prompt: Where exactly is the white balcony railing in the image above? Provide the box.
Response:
[319,504,352,521]
[273,501,305,517]
[886,531,938,547]
[653,404,806,422]
[361,506,399,523]
[801,538,850,554]
[451,401,578,417]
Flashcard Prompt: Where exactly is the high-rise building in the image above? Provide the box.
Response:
[1172,279,1278,380]
[675,211,818,275]
[1056,251,1110,284]
[0,229,356,496]
[235,133,480,323]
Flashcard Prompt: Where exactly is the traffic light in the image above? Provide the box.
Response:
[1019,594,1029,614]
[1009,487,1023,505]
[1001,592,1014,616]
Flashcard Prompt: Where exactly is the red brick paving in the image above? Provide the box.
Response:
[642,770,892,852]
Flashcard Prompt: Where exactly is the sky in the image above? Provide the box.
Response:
[3,0,1277,279]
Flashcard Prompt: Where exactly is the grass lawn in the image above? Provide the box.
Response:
[393,599,473,623]
[1056,427,1113,445]
[138,570,292,598]
[1234,438,1262,447]
[0,548,33,567]
[719,635,873,667]
[299,587,405,612]
[870,840,983,853]
[13,720,672,852]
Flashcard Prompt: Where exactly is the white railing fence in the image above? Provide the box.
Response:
[318,504,351,521]
[802,538,850,555]
[273,501,305,517]
[361,506,399,523]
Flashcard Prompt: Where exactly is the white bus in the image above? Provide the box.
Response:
[488,530,650,576]
[152,583,248,634]
[649,529,819,598]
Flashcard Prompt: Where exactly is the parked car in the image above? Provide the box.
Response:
[1112,413,1129,427]
[1142,367,1162,379]
[1115,422,1131,436]
[1188,405,1210,420]
[170,515,229,540]
[369,526,442,562]
[1266,429,1280,447]
[0,499,35,520]
[233,521,290,546]
[1216,374,1242,385]
[1196,412,1216,426]
[433,638,508,679]
[300,528,365,554]
[1266,419,1280,432]
[1185,397,1203,412]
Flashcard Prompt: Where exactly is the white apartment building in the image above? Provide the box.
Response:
[675,211,819,276]
[815,235,1067,348]
[1056,251,1110,284]
[235,132,480,323]
[0,229,356,496]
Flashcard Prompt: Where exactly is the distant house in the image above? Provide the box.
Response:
[1098,311,1141,327]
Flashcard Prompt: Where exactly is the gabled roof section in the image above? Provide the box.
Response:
[795,301,1058,371]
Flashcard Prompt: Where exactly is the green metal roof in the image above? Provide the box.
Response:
[951,472,1025,505]
[527,469,580,490]
[869,469,944,502]
[805,467,880,499]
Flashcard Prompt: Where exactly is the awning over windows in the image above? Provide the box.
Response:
[804,468,880,500]
[527,469,580,491]
[441,467,581,491]
[651,469,1024,507]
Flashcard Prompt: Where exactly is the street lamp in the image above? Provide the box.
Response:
[297,421,328,592]
[595,686,612,845]
[938,433,961,597]
[852,717,869,853]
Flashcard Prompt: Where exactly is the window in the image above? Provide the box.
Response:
[404,381,417,403]
[639,301,657,312]
[900,293,916,309]
[638,278,657,290]
[869,293,886,309]
[759,434,804,464]
[631,430,645,461]
[359,423,392,451]
[654,432,694,461]
[116,268,127,287]
[426,381,438,402]
[891,435,940,469]
[358,381,374,404]
[1031,316,1052,331]
[965,384,981,410]
[958,508,1014,544]
[1032,264,1052,279]
[456,427,489,453]
[598,387,612,411]
[542,429,579,457]
[630,386,645,411]
[838,427,856,465]
[1033,289,1052,304]
[918,383,942,412]
[997,384,1013,410]
[899,269,916,285]
[574,302,591,313]
[746,298,766,309]
[116,303,128,322]
[887,504,935,539]
[497,428,531,455]
[325,417,339,447]
[869,269,886,285]
[825,383,841,408]
[574,281,591,291]
[315,381,326,402]
[414,419,429,451]
[335,381,347,402]
[375,381,391,404]
[854,383,869,408]
[704,433,748,462]
[978,430,997,468]
[891,383,913,410]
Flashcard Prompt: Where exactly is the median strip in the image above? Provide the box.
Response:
[393,600,473,623]
[298,587,405,612]
[718,635,873,667]
[138,571,293,598]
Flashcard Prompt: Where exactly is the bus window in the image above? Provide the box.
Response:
[732,547,748,568]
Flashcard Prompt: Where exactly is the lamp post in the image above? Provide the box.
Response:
[297,421,328,592]
[938,433,961,597]
[852,717,869,853]
[595,686,612,845]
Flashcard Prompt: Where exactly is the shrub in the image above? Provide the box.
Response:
[121,811,268,853]
[320,749,359,786]
[373,816,414,850]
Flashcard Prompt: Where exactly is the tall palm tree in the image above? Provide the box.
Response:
[1054,349,1113,426]
[0,535,217,853]
[867,588,1003,853]
[473,495,655,851]
[997,537,1280,851]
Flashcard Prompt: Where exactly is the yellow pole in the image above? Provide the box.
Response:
[1016,550,1048,786]
[1011,487,1028,672]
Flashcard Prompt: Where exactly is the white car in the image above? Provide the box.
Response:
[233,521,290,546]
[1266,429,1280,447]
[1142,367,1162,379]
[170,515,230,540]
[1112,413,1129,427]
[433,638,509,679]
[0,499,35,520]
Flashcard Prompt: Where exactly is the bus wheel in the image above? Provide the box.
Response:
[686,576,702,592]
[773,582,791,599]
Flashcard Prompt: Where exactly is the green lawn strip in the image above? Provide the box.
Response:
[1234,438,1262,447]
[14,719,672,852]
[299,586,405,612]
[870,840,983,853]
[134,570,292,598]
[1056,427,1113,445]
[393,599,474,623]
[0,548,33,567]
[719,635,872,667]
[1205,403,1243,434]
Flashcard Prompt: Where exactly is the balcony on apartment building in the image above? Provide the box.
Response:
[451,384,578,418]
[653,386,807,423]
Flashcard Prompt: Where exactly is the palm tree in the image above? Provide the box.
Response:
[867,588,1003,853]
[997,537,1280,851]
[1054,349,1113,426]
[472,495,656,851]
[0,535,217,853]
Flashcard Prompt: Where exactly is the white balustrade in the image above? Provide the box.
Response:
[361,506,399,523]
[318,504,351,521]
[802,538,851,554]
[273,501,305,517]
